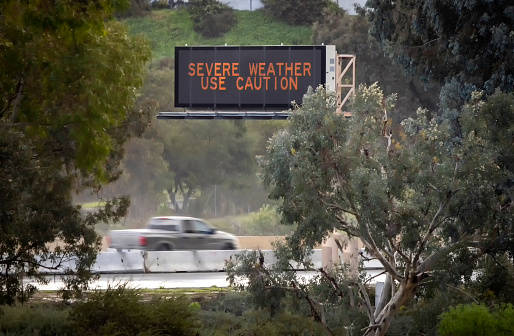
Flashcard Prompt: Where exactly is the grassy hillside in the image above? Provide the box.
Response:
[123,9,313,60]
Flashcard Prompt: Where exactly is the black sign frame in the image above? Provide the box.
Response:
[175,45,327,110]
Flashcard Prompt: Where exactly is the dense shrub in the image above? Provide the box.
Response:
[439,303,514,336]
[188,0,237,38]
[0,304,71,336]
[262,0,333,26]
[247,204,294,236]
[199,308,328,336]
[115,0,152,18]
[68,283,200,336]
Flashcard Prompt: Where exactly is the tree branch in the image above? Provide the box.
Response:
[272,282,335,336]
[414,189,455,267]
[358,281,375,325]
[387,237,410,264]
[363,270,387,285]
[318,192,359,218]
[0,93,18,119]
[360,227,403,281]
[417,237,471,274]
[335,214,358,236]
[11,78,24,124]
[446,284,478,303]
[318,267,344,298]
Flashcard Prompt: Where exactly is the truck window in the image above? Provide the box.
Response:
[163,224,179,231]
[193,220,211,233]
[148,224,178,231]
[183,220,194,233]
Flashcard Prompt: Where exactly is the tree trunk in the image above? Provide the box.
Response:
[374,273,393,319]
[365,278,418,336]
[166,188,181,213]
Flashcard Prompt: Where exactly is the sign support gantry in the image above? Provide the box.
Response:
[336,54,355,117]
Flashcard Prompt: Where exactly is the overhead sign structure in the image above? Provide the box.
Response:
[175,45,337,110]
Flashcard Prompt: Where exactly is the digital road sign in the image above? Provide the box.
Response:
[175,45,337,109]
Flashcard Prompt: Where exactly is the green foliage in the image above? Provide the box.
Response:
[439,303,514,336]
[199,308,330,336]
[188,0,237,38]
[312,10,440,121]
[357,0,514,104]
[143,120,258,215]
[115,0,152,18]
[471,254,514,305]
[0,304,71,336]
[0,0,154,304]
[116,10,309,218]
[0,0,152,180]
[141,59,176,111]
[68,283,200,336]
[0,129,119,305]
[124,9,311,60]
[251,84,514,335]
[246,204,294,236]
[387,289,472,336]
[226,248,368,335]
[262,0,334,26]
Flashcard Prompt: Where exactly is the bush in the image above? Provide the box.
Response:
[248,204,294,236]
[0,304,72,336]
[68,283,200,336]
[439,303,514,336]
[262,0,332,26]
[188,0,237,38]
[199,308,327,336]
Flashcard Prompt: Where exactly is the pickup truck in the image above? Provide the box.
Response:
[106,216,240,252]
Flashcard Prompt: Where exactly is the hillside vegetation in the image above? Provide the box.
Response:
[123,9,313,60]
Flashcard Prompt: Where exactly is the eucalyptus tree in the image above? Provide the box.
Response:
[228,85,513,336]
[312,11,440,121]
[0,0,152,303]
[357,0,514,102]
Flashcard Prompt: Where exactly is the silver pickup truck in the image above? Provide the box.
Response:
[106,216,240,251]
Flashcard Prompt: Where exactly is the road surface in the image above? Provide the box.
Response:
[25,272,324,291]
[25,269,385,291]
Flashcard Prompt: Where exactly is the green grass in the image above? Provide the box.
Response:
[123,9,313,60]
[207,213,253,234]
[81,201,106,209]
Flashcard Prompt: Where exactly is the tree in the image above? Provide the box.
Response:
[312,10,440,121]
[262,0,336,26]
[188,0,237,38]
[228,84,513,336]
[0,0,152,303]
[356,0,514,102]
[99,135,172,225]
[146,120,259,216]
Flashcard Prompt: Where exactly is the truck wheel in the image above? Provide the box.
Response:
[158,244,173,251]
[222,243,235,250]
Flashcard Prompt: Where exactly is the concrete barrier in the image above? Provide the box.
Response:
[143,250,239,272]
[143,250,282,272]
[93,251,145,274]
[37,249,324,274]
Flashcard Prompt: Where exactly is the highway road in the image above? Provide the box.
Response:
[26,272,234,291]
[26,270,384,291]
[25,272,322,291]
